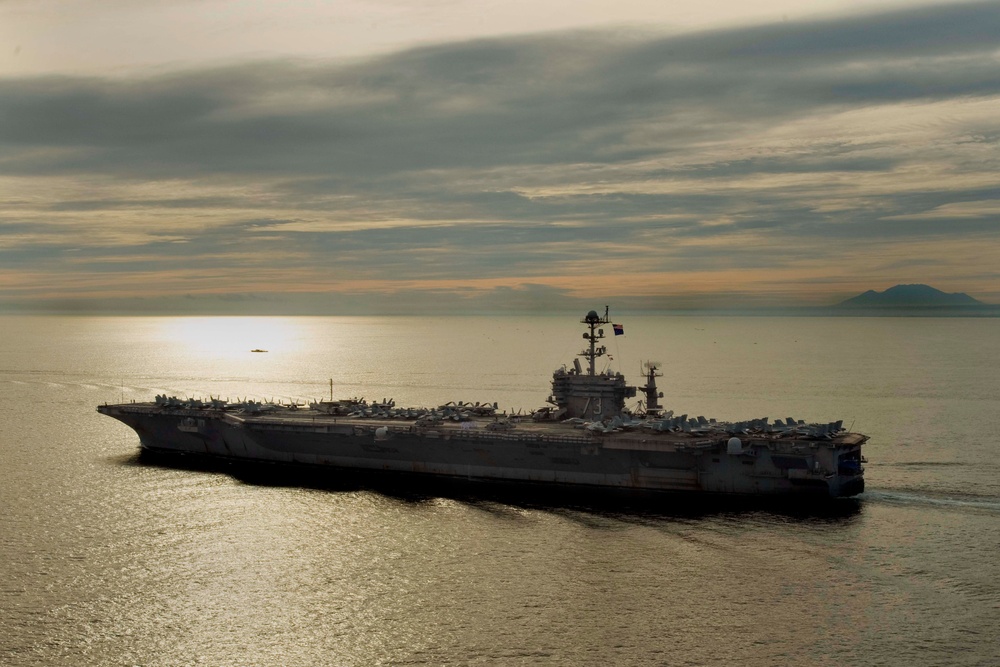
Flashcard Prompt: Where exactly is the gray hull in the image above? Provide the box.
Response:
[99,404,866,498]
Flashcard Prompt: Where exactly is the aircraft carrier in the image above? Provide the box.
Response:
[98,309,867,498]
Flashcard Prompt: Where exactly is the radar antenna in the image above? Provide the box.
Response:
[579,306,611,376]
[640,361,664,415]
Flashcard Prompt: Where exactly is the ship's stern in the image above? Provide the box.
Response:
[832,442,866,497]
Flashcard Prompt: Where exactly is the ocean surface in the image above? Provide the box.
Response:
[1,314,998,666]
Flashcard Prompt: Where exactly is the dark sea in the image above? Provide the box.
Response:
[2,314,998,666]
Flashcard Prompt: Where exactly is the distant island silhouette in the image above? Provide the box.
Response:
[837,284,984,308]
[657,284,998,317]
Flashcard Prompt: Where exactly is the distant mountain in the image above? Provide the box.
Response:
[837,284,983,308]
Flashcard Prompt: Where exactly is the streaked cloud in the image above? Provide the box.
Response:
[1,1,999,312]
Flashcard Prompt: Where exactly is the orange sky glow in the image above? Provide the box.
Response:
[0,0,998,313]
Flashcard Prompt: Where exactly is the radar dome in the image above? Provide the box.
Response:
[727,437,743,455]
[585,310,601,323]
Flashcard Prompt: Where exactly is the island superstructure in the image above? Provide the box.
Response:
[98,309,867,498]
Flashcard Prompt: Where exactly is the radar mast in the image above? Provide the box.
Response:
[640,362,664,416]
[579,307,611,376]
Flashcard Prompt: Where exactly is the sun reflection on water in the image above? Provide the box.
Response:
[157,317,305,359]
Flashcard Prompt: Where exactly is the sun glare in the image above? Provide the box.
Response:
[158,317,303,358]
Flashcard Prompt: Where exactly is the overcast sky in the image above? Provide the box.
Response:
[1,0,998,313]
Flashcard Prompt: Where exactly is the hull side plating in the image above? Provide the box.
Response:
[99,405,865,498]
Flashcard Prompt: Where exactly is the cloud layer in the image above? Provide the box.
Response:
[1,1,999,312]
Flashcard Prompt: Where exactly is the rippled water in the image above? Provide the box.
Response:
[1,314,998,666]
